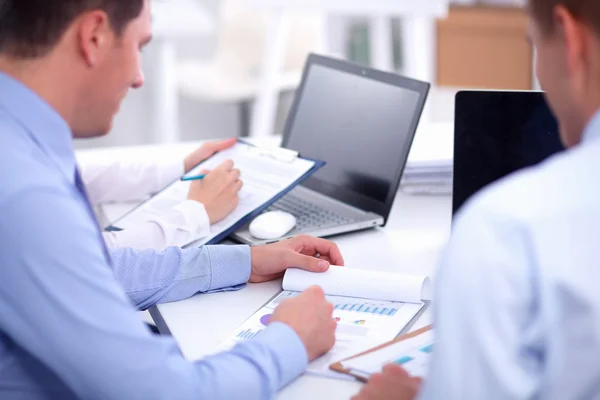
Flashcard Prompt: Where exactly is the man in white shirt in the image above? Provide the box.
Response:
[79,138,242,250]
[352,0,600,399]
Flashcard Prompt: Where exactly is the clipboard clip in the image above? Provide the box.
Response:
[246,145,300,163]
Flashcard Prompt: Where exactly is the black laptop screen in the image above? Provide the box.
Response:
[453,91,565,215]
[282,55,429,221]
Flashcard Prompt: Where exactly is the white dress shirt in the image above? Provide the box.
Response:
[78,157,210,250]
[420,109,600,399]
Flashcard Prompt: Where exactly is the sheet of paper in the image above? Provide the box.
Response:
[341,329,434,378]
[112,142,316,245]
[283,266,431,304]
[215,290,425,380]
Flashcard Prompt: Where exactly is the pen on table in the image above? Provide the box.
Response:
[180,174,206,182]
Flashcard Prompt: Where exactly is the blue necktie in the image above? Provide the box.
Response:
[74,169,112,265]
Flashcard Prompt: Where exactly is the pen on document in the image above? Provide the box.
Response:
[180,174,207,182]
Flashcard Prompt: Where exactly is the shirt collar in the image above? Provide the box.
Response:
[0,71,75,184]
[582,109,600,144]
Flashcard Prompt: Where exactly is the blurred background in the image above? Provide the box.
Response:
[74,0,531,153]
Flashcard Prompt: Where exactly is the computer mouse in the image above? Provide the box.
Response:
[249,211,297,240]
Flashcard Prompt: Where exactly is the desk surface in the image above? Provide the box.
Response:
[79,142,452,400]
[156,193,450,399]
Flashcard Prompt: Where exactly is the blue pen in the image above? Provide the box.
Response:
[180,173,207,182]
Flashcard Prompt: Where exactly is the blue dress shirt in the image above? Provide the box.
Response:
[420,110,600,399]
[0,72,307,399]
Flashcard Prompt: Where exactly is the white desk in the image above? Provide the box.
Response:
[233,0,449,137]
[153,193,451,399]
[78,141,452,400]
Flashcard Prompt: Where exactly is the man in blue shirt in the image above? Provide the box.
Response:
[0,1,344,398]
[352,0,600,399]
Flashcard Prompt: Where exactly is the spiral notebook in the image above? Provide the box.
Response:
[107,140,325,246]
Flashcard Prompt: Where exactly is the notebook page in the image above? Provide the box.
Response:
[282,266,431,304]
[112,142,316,246]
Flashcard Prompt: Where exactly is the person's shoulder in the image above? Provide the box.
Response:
[0,107,39,163]
[0,111,69,205]
[459,142,599,228]
[0,107,27,146]
[443,147,593,286]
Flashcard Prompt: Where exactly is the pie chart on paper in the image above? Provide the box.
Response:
[260,314,272,326]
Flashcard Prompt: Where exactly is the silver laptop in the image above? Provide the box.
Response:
[232,54,430,245]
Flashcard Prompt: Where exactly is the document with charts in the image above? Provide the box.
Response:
[330,325,433,381]
[216,266,431,380]
[109,140,324,246]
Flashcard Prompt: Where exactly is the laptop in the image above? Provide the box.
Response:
[453,90,565,215]
[232,54,430,245]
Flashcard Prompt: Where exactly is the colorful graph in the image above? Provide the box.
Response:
[394,343,434,365]
[395,356,414,365]
[237,329,260,340]
[260,314,271,326]
[334,303,399,316]
[420,344,434,353]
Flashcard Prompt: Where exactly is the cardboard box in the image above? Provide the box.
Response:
[436,6,533,89]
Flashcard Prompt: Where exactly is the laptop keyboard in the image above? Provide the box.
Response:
[268,195,355,231]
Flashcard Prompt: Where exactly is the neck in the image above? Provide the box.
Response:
[582,103,600,133]
[0,54,79,130]
[582,40,600,134]
[580,89,600,136]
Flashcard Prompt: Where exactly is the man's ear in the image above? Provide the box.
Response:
[77,10,112,68]
[554,5,587,78]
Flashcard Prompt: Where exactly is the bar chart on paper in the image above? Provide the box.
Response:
[388,340,433,377]
[236,329,260,340]
[333,301,400,316]
[340,328,435,379]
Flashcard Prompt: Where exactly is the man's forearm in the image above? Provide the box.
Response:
[191,322,308,398]
[110,245,251,310]
[78,158,183,205]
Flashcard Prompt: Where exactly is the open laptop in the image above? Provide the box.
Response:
[232,54,430,245]
[453,90,565,215]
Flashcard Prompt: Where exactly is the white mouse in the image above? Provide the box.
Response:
[249,211,297,240]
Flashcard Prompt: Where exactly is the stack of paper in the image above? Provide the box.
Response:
[401,122,453,195]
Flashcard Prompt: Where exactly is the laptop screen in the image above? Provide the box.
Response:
[282,54,429,220]
[453,91,565,215]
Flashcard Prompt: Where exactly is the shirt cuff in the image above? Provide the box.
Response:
[172,200,211,238]
[155,160,185,192]
[254,322,309,388]
[207,245,251,291]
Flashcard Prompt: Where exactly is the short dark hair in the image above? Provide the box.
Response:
[528,0,600,35]
[0,0,145,58]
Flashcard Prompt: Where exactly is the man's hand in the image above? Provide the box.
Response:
[184,138,237,173]
[351,364,422,400]
[269,286,336,361]
[249,235,345,283]
[187,160,242,223]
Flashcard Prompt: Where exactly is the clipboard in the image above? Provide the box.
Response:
[329,325,433,382]
[106,139,325,246]
[199,140,324,245]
